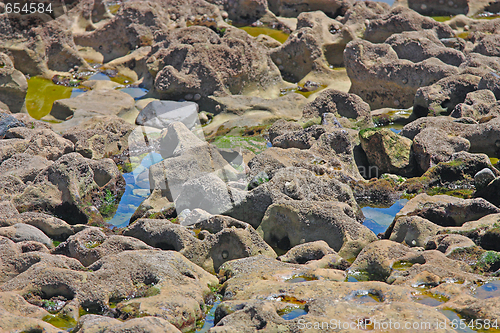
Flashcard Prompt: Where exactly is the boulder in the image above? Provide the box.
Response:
[124,217,276,273]
[395,193,500,227]
[477,71,500,100]
[359,128,414,177]
[257,200,377,259]
[0,223,52,249]
[62,116,134,160]
[412,128,471,173]
[0,113,25,139]
[451,89,500,121]
[345,39,458,109]
[13,153,125,225]
[53,227,153,266]
[227,166,361,228]
[0,153,52,182]
[157,121,204,159]
[475,177,500,207]
[73,1,171,63]
[425,234,477,256]
[445,213,500,251]
[135,101,200,131]
[385,216,444,247]
[475,168,496,191]
[363,6,454,43]
[472,34,500,58]
[148,144,239,202]
[4,212,74,241]
[302,89,372,128]
[413,74,482,118]
[223,0,269,23]
[269,11,347,81]
[50,89,136,123]
[385,30,465,67]
[0,14,90,77]
[408,0,492,16]
[148,26,284,109]
[1,250,218,332]
[278,240,341,265]
[268,0,351,18]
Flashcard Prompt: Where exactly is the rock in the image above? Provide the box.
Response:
[62,116,134,160]
[0,175,26,202]
[148,26,283,109]
[268,0,351,18]
[359,128,414,177]
[268,119,304,143]
[50,89,136,123]
[136,101,200,131]
[395,193,500,227]
[5,128,74,161]
[472,34,500,57]
[208,93,306,122]
[408,0,492,16]
[385,216,444,247]
[123,219,198,251]
[73,1,171,63]
[385,30,465,67]
[5,212,74,241]
[0,113,25,139]
[0,223,52,249]
[302,89,373,128]
[0,53,28,112]
[477,71,500,100]
[227,166,362,228]
[74,315,182,333]
[349,240,482,286]
[363,6,454,43]
[0,15,90,77]
[13,153,125,225]
[180,208,212,227]
[124,217,276,274]
[149,144,239,202]
[451,89,500,121]
[269,11,348,80]
[175,173,236,215]
[53,227,153,266]
[475,177,500,207]
[425,234,477,256]
[129,189,176,224]
[157,121,204,159]
[278,240,341,265]
[224,0,268,23]
[445,213,500,251]
[413,74,482,118]
[257,200,377,260]
[271,125,326,149]
[475,168,496,191]
[345,39,458,109]
[1,250,218,332]
[0,309,60,333]
[412,128,471,173]
[0,201,19,225]
[0,153,53,182]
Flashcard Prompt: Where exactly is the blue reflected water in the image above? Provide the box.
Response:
[362,199,408,235]
[196,300,221,332]
[107,152,163,228]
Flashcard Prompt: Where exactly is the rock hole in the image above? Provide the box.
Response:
[93,169,112,187]
[53,202,88,225]
[155,242,176,251]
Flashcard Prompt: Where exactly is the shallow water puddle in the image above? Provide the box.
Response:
[239,26,290,44]
[107,152,163,228]
[195,300,221,332]
[26,77,74,119]
[362,199,408,235]
[42,313,77,331]
[474,280,500,300]
[439,309,500,333]
[412,292,449,307]
[279,306,308,320]
[348,290,383,304]
[285,274,319,283]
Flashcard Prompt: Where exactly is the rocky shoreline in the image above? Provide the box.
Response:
[1,0,500,332]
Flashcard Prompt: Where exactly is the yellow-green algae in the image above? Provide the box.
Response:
[239,26,289,44]
[26,77,74,119]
